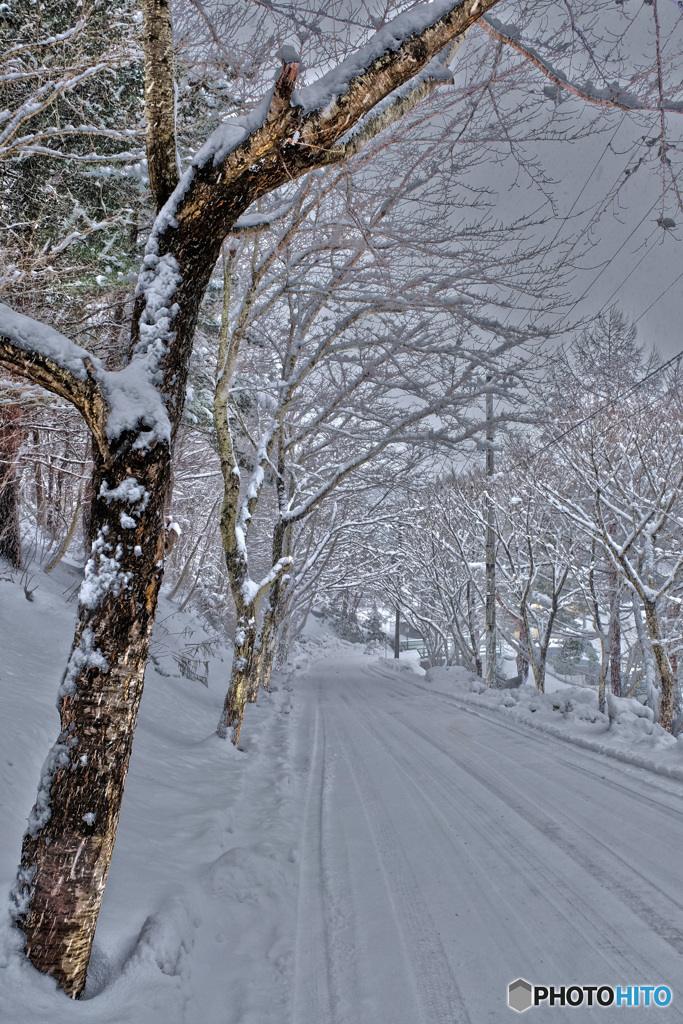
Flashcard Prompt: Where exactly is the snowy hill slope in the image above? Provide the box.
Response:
[0,563,305,1023]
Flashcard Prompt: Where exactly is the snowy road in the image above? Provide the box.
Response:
[290,654,683,1024]
[2,608,683,1024]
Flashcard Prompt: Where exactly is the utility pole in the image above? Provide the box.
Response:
[485,383,496,687]
[394,522,402,659]
[394,605,401,658]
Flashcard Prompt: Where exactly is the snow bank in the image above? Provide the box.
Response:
[0,564,300,1023]
[425,666,683,780]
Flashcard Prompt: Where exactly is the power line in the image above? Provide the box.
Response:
[535,346,683,456]
[594,231,657,317]
[544,118,627,260]
[547,193,661,336]
[508,118,627,334]
[499,118,655,347]
[632,267,683,326]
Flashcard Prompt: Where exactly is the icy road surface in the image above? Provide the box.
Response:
[290,653,683,1024]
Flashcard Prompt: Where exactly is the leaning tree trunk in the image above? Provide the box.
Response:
[255,576,289,694]
[643,598,675,733]
[253,514,290,695]
[12,440,171,997]
[0,403,26,568]
[257,608,279,693]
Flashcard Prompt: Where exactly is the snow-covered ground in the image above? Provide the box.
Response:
[1,569,683,1021]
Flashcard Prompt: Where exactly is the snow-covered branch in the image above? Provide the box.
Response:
[481,15,683,116]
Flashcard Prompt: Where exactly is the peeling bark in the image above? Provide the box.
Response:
[255,522,291,695]
[217,607,258,744]
[643,599,675,733]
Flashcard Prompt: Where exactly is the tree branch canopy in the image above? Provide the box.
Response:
[169,0,500,241]
[125,0,502,440]
[2,0,501,465]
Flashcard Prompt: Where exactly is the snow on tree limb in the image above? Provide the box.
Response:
[0,304,109,453]
[0,303,173,459]
[241,555,294,606]
[481,15,683,114]
[339,46,465,159]
[292,0,480,116]
[166,0,498,242]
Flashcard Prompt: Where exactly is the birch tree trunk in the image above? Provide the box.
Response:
[217,600,259,743]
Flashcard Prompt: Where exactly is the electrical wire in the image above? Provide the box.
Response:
[534,346,683,456]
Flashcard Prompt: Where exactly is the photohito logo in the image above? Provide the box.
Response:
[508,979,673,1012]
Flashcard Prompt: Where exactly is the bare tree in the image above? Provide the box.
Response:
[0,0,511,995]
[545,401,683,731]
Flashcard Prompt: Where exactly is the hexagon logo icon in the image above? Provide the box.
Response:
[508,978,533,1013]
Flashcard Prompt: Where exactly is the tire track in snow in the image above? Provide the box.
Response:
[356,682,683,1017]
[402,703,683,958]
[291,693,335,1024]
[378,672,683,890]
[328,705,473,1024]
[344,691,647,1019]
[362,706,642,972]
